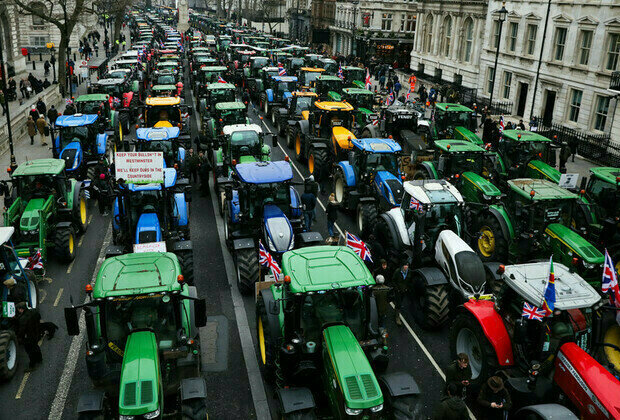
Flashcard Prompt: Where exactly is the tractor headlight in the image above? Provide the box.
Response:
[267,235,276,252]
[387,190,396,206]
[344,407,363,416]
[583,261,597,269]
[370,404,383,413]
[143,408,161,419]
[119,416,135,420]
[288,234,295,251]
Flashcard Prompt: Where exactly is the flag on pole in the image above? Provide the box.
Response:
[405,89,412,102]
[217,75,226,83]
[26,249,44,271]
[337,64,344,80]
[409,197,423,211]
[499,115,505,132]
[365,68,372,90]
[522,301,546,321]
[278,64,287,76]
[385,89,395,106]
[258,240,282,280]
[541,256,556,315]
[345,232,373,263]
[602,249,620,308]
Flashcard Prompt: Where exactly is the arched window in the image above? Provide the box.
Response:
[443,16,452,56]
[425,14,433,53]
[462,17,474,62]
[30,2,46,26]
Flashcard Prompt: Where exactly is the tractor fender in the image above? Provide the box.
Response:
[482,262,503,283]
[420,161,438,179]
[187,285,199,338]
[296,119,309,136]
[276,387,315,415]
[265,88,274,102]
[412,267,448,287]
[76,389,106,414]
[379,372,421,398]
[131,80,140,94]
[233,238,254,251]
[460,300,514,366]
[56,221,73,230]
[487,205,515,240]
[381,209,410,249]
[417,120,431,131]
[54,134,61,156]
[122,91,134,108]
[309,141,328,151]
[171,240,193,252]
[180,377,207,402]
[364,123,381,138]
[96,133,107,155]
[276,107,287,118]
[230,189,240,223]
[282,91,292,101]
[515,404,579,420]
[70,180,84,213]
[113,198,120,231]
[336,161,356,187]
[173,192,189,227]
[289,186,302,218]
[178,147,186,163]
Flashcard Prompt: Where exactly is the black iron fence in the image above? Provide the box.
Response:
[531,116,620,166]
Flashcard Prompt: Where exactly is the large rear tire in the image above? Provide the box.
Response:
[294,128,305,162]
[412,169,429,180]
[286,125,295,149]
[256,294,279,380]
[119,112,130,136]
[236,248,259,295]
[176,250,195,285]
[410,282,449,330]
[74,191,88,234]
[333,171,348,205]
[388,394,423,420]
[308,147,327,180]
[476,216,509,263]
[181,398,208,420]
[357,203,378,238]
[0,330,18,381]
[55,226,77,263]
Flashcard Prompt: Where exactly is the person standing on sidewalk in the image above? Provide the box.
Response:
[47,105,58,127]
[44,60,50,77]
[36,98,47,119]
[26,115,37,145]
[36,114,48,146]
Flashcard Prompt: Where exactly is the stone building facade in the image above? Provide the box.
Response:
[286,0,311,43]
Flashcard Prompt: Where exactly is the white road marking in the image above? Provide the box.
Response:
[38,289,47,304]
[88,214,93,225]
[66,260,74,274]
[15,372,30,399]
[78,236,84,247]
[48,222,112,420]
[53,288,64,307]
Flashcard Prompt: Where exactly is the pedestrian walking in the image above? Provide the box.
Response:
[44,60,50,76]
[187,148,199,183]
[94,171,111,216]
[445,353,472,397]
[26,115,37,145]
[19,78,27,99]
[36,97,47,118]
[47,105,58,127]
[432,383,469,420]
[198,152,211,196]
[36,114,48,146]
[305,175,319,221]
[391,262,412,325]
[0,90,5,116]
[8,77,17,100]
[326,193,339,243]
[301,182,317,230]
[29,106,39,122]
[394,80,402,97]
[372,275,391,328]
[477,376,512,420]
[15,301,58,372]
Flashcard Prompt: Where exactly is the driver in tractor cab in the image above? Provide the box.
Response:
[159,109,170,122]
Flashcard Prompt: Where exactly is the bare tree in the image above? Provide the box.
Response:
[95,0,133,49]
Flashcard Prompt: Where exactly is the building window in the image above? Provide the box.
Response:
[443,16,452,56]
[425,14,434,53]
[400,14,406,32]
[493,20,500,49]
[486,67,495,95]
[568,89,582,123]
[30,2,47,26]
[508,22,518,52]
[606,33,620,71]
[462,18,474,62]
[578,30,593,66]
[406,14,416,33]
[381,13,392,31]
[526,24,538,55]
[30,36,48,47]
[553,27,567,61]
[502,72,512,99]
[593,96,610,131]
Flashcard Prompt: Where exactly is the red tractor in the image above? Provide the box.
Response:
[449,261,620,419]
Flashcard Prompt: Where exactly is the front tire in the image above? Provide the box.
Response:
[476,216,508,262]
[74,191,89,233]
[357,203,378,238]
[176,250,195,285]
[410,281,449,330]
[294,128,305,162]
[0,330,18,381]
[181,397,208,420]
[308,147,327,180]
[235,247,259,295]
[333,171,348,205]
[55,226,77,263]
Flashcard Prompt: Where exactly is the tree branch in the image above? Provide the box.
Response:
[11,0,63,29]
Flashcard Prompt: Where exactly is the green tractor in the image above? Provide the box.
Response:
[74,93,122,142]
[313,74,344,101]
[193,65,228,98]
[197,82,236,116]
[256,246,421,418]
[340,66,366,89]
[200,101,251,148]
[340,88,380,134]
[420,103,481,145]
[65,252,208,419]
[2,159,88,263]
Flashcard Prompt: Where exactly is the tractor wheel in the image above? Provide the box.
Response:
[333,171,349,205]
[286,125,295,148]
[180,398,208,420]
[259,94,266,114]
[25,270,40,308]
[263,98,270,116]
[0,330,18,381]
[276,114,285,136]
[410,281,449,330]
[603,324,620,375]
[176,250,195,285]
[114,122,123,152]
[55,226,77,263]
[294,128,305,162]
[412,169,429,180]
[476,216,508,262]
[235,248,259,295]
[271,109,277,126]
[385,393,423,420]
[256,293,279,379]
[283,410,318,420]
[449,313,499,387]
[308,147,327,180]
[74,191,88,234]
[357,203,378,238]
[375,215,402,253]
[119,112,130,136]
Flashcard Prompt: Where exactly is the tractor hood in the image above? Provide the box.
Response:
[453,127,482,146]
[118,331,161,417]
[136,213,163,244]
[332,126,356,150]
[527,160,561,183]
[20,198,46,231]
[374,170,403,207]
[545,224,604,264]
[263,204,294,253]
[60,141,83,172]
[323,325,383,410]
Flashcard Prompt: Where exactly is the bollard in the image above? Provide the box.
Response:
[39,52,42,61]
[73,53,77,62]
[32,60,36,70]
[27,52,31,61]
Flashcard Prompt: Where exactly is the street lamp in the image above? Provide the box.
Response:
[488,2,508,109]
[0,36,18,171]
[351,0,359,56]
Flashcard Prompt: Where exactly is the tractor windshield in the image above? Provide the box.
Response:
[252,58,269,69]
[230,131,260,157]
[77,101,106,115]
[140,140,174,155]
[350,93,374,110]
[157,74,176,85]
[317,79,341,94]
[366,153,399,174]
[288,58,304,70]
[211,89,236,103]
[277,81,295,94]
[295,97,313,114]
[449,152,483,174]
[302,71,320,85]
[588,178,619,219]
[99,84,123,98]
[437,111,475,133]
[108,70,128,79]
[529,198,575,226]
[346,69,364,82]
[514,141,550,164]
[16,175,64,201]
[219,109,246,126]
[300,289,365,343]
[146,106,180,127]
[60,126,89,148]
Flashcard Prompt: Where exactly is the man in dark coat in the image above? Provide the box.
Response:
[432,383,469,420]
[372,274,391,328]
[16,302,56,371]
[445,353,472,397]
[198,151,211,196]
[47,105,59,127]
[477,376,512,420]
[391,262,412,325]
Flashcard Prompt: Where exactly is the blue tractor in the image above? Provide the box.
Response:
[54,114,112,183]
[331,138,404,236]
[134,127,188,176]
[107,168,195,282]
[221,161,322,294]
[259,75,297,120]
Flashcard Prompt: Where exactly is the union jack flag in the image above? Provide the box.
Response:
[278,65,287,76]
[499,115,505,132]
[409,197,423,211]
[159,41,165,48]
[337,64,344,80]
[365,68,372,90]
[26,249,44,271]
[385,90,395,106]
[522,301,545,321]
[345,232,373,263]
[217,75,226,83]
[177,41,185,52]
[258,240,282,280]
[602,249,620,309]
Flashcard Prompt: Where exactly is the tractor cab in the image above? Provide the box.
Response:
[373,106,422,155]
[312,75,344,101]
[54,114,110,177]
[304,53,323,67]
[310,101,356,153]
[580,167,620,233]
[246,56,271,79]
[143,97,191,131]
[289,91,317,116]
[427,103,480,145]
[200,82,237,115]
[0,226,38,310]
[284,56,305,76]
[201,102,250,147]
[220,124,270,166]
[495,130,559,183]
[151,84,182,99]
[317,57,338,75]
[135,127,187,169]
[432,140,489,179]
[75,94,111,116]
[341,88,378,129]
[106,68,132,81]
[341,66,365,88]
[153,69,181,87]
[196,65,228,88]
[298,67,325,90]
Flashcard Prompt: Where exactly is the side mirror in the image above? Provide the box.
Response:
[271,133,277,148]
[438,155,446,172]
[579,177,587,191]
[348,151,355,167]
[65,307,80,336]
[194,298,207,328]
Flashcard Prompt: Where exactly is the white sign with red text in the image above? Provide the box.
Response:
[133,241,167,253]
[115,152,164,184]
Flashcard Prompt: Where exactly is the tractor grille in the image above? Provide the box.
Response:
[138,231,158,243]
[123,382,137,406]
[385,179,403,202]
[141,380,154,405]
[60,148,77,170]
[345,376,363,400]
[361,374,378,398]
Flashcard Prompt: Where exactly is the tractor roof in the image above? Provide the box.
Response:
[223,124,262,136]
[93,252,182,299]
[261,66,279,72]
[342,88,373,95]
[157,62,178,68]
[509,178,577,201]
[12,158,65,177]
[206,82,235,90]
[351,138,401,153]
[270,76,298,82]
[435,139,485,153]
[135,127,180,141]
[75,93,110,102]
[152,84,177,91]
[316,75,342,81]
[97,78,124,85]
[502,262,600,310]
[145,96,181,106]
[55,114,99,127]
[292,91,317,97]
[200,66,227,71]
[403,180,464,205]
[435,103,474,113]
[314,101,354,111]
[0,227,15,246]
[215,101,245,110]
[589,167,620,184]
[502,130,551,142]
[342,66,363,71]
[300,67,325,72]
[235,161,292,184]
[282,246,375,293]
